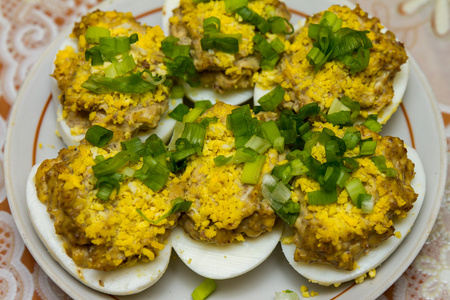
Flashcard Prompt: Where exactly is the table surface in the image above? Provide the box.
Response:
[0,0,449,299]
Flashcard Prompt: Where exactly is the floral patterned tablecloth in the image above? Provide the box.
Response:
[0,0,449,299]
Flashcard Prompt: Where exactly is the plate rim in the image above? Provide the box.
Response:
[3,0,448,299]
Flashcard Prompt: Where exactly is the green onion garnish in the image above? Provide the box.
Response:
[85,125,113,147]
[244,135,271,154]
[85,26,111,44]
[258,85,285,111]
[268,16,294,34]
[307,187,338,205]
[169,103,190,122]
[137,197,192,224]
[345,178,367,206]
[92,150,139,178]
[201,33,241,54]
[241,154,266,184]
[225,0,248,13]
[191,278,217,300]
[236,6,270,33]
[371,155,397,177]
[81,71,157,94]
[360,140,377,156]
[362,114,382,132]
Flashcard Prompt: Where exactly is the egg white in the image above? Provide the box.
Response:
[26,164,172,295]
[169,221,283,280]
[51,39,182,147]
[162,0,253,106]
[280,145,426,286]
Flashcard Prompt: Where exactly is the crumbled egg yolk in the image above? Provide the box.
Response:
[53,11,169,126]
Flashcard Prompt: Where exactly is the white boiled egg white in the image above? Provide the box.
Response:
[162,0,253,106]
[169,222,283,280]
[51,38,182,147]
[26,164,172,295]
[280,145,426,286]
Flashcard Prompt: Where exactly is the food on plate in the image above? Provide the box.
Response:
[163,0,292,104]
[169,101,283,279]
[52,10,182,146]
[254,5,409,124]
[26,133,187,295]
[274,120,425,285]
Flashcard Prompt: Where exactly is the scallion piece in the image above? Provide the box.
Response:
[81,72,157,94]
[307,188,337,205]
[225,0,248,13]
[191,278,217,300]
[371,155,397,177]
[345,178,366,206]
[236,6,270,33]
[120,137,145,156]
[92,150,139,178]
[203,16,221,34]
[359,194,374,213]
[258,85,285,111]
[170,84,185,99]
[342,127,361,150]
[169,103,190,122]
[201,33,241,54]
[134,155,170,191]
[241,154,266,184]
[268,16,294,34]
[360,140,377,156]
[194,100,213,113]
[85,125,113,147]
[96,181,116,201]
[183,107,204,123]
[362,114,382,133]
[137,197,192,225]
[85,26,110,44]
[244,135,271,154]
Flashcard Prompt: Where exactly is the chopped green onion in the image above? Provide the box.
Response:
[241,154,266,184]
[81,71,157,94]
[120,137,145,155]
[165,56,200,87]
[258,85,285,111]
[169,103,190,122]
[342,127,361,150]
[336,167,351,187]
[359,194,374,213]
[345,178,366,206]
[270,38,285,54]
[201,33,241,54]
[134,155,170,191]
[161,36,191,59]
[194,100,213,113]
[214,147,258,166]
[244,135,271,154]
[362,114,382,133]
[307,188,337,205]
[360,140,377,156]
[328,98,351,115]
[181,122,207,149]
[191,278,217,300]
[275,290,300,300]
[170,84,185,99]
[225,0,248,13]
[85,26,110,44]
[104,54,136,78]
[268,16,294,34]
[137,197,192,224]
[92,150,139,178]
[183,107,204,123]
[371,155,397,177]
[203,16,221,34]
[85,125,113,147]
[236,6,270,33]
[227,105,257,148]
[96,181,116,201]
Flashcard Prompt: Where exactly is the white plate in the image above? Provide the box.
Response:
[4,0,447,299]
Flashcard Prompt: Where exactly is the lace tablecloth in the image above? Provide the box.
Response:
[1,0,449,299]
